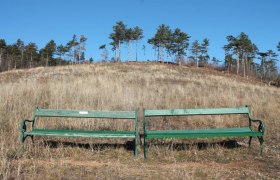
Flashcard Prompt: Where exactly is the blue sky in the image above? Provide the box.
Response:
[1,0,280,64]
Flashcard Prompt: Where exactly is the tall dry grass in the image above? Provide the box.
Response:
[0,63,279,179]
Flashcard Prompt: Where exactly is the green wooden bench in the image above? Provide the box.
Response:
[143,105,264,159]
[20,107,139,158]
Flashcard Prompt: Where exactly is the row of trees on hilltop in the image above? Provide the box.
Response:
[147,24,191,65]
[224,32,279,81]
[109,21,143,62]
[1,20,280,84]
[0,35,88,71]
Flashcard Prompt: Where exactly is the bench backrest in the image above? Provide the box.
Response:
[144,106,250,117]
[34,108,136,119]
[32,107,138,130]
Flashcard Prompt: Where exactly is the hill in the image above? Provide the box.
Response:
[0,63,279,179]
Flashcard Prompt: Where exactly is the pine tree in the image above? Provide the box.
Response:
[191,40,200,68]
[25,42,38,68]
[124,28,134,62]
[57,45,67,65]
[42,40,57,66]
[0,39,7,70]
[109,21,126,62]
[99,44,108,62]
[148,24,172,62]
[78,35,87,63]
[169,28,190,65]
[132,26,144,61]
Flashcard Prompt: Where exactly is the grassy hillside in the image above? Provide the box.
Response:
[0,63,279,179]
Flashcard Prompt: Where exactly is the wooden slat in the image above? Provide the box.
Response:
[34,108,136,119]
[144,106,249,117]
[146,127,262,138]
[26,129,135,138]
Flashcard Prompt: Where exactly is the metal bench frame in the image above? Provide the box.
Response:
[20,107,139,159]
[143,105,264,159]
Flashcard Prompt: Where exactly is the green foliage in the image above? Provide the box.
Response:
[169,28,190,64]
[148,24,172,61]
[99,44,108,61]
[224,32,258,76]
[191,40,201,67]
[0,39,6,48]
[44,40,57,58]
[25,42,38,66]
[258,50,278,80]
[99,44,106,49]
[109,21,126,62]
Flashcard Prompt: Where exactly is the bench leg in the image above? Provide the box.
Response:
[30,135,34,143]
[258,136,264,155]
[144,136,148,159]
[248,136,252,147]
[134,137,138,159]
[20,134,26,144]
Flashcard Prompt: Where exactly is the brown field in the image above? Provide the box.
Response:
[0,63,279,179]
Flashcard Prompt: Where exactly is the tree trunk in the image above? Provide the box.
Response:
[127,40,131,62]
[30,54,33,68]
[196,54,198,68]
[236,54,239,75]
[243,57,246,78]
[136,41,138,62]
[46,54,49,67]
[21,50,24,68]
[262,58,265,81]
[0,48,2,68]
[118,40,121,63]
[157,47,160,62]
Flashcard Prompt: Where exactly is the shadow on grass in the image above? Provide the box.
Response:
[43,140,135,151]
[147,140,242,151]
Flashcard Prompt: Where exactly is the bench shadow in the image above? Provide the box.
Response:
[148,140,242,151]
[43,140,135,151]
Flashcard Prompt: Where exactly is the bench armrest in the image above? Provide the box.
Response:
[249,118,265,133]
[20,119,33,133]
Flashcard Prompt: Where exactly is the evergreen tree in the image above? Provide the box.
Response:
[89,57,94,63]
[78,35,87,63]
[25,42,38,68]
[66,35,79,62]
[99,44,108,62]
[224,32,258,76]
[224,54,236,73]
[169,28,190,65]
[16,39,25,67]
[132,26,144,61]
[42,40,57,66]
[199,38,210,66]
[57,44,67,65]
[109,21,126,62]
[0,39,7,70]
[124,28,134,62]
[148,24,172,62]
[191,40,200,67]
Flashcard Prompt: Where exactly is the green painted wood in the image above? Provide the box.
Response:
[34,108,136,119]
[143,106,264,159]
[146,127,262,138]
[144,106,250,117]
[134,109,138,159]
[26,129,135,138]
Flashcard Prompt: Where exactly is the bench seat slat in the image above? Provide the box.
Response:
[146,127,262,138]
[145,107,249,116]
[35,109,136,119]
[26,129,135,138]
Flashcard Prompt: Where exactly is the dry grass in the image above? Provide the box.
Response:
[0,63,279,179]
